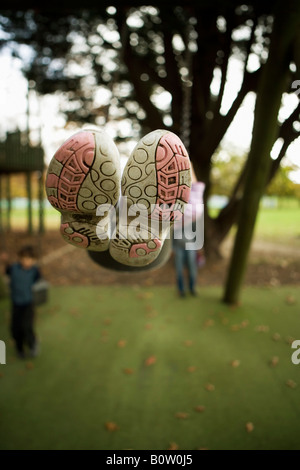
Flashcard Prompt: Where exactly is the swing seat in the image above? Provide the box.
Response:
[32,279,49,306]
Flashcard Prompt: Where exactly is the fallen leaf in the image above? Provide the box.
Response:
[246,422,254,433]
[231,360,241,368]
[145,356,156,366]
[286,295,296,305]
[124,368,134,375]
[184,340,193,347]
[272,333,281,342]
[137,292,154,300]
[0,372,4,378]
[205,383,215,392]
[117,340,127,348]
[255,325,270,332]
[175,412,189,419]
[194,405,205,413]
[240,320,249,328]
[270,356,279,367]
[203,319,215,328]
[105,422,119,432]
[145,323,153,330]
[168,442,179,450]
[187,366,197,373]
[103,318,112,325]
[286,336,295,345]
[146,310,158,318]
[25,362,34,370]
[286,379,297,389]
[230,324,240,332]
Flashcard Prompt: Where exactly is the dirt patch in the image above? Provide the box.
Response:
[1,230,299,288]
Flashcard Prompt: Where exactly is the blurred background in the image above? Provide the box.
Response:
[0,0,299,450]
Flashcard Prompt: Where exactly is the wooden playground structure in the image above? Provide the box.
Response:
[0,130,45,235]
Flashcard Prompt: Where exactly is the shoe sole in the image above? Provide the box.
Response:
[110,130,191,266]
[46,129,120,251]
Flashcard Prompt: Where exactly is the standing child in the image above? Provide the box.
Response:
[1,245,41,359]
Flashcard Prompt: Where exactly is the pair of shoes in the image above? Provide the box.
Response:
[46,128,191,267]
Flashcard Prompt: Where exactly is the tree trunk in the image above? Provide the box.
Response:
[26,172,33,234]
[223,0,300,304]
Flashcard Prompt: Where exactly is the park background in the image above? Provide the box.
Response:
[0,0,299,450]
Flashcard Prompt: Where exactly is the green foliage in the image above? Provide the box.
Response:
[211,153,246,196]
[266,164,300,198]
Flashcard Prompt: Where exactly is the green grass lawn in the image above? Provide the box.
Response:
[0,286,299,450]
[255,206,300,244]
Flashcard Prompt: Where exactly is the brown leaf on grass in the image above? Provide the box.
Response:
[272,333,281,342]
[137,292,153,300]
[25,361,34,370]
[187,366,197,373]
[0,372,4,378]
[117,339,127,348]
[146,311,158,319]
[285,295,296,305]
[145,323,153,330]
[197,447,209,450]
[240,320,249,328]
[194,405,205,413]
[270,356,279,367]
[103,318,112,326]
[286,379,297,389]
[168,442,179,450]
[175,412,189,419]
[145,356,156,366]
[105,422,119,432]
[230,324,241,332]
[205,383,215,392]
[231,360,241,368]
[203,319,215,328]
[184,340,193,347]
[255,325,270,333]
[285,336,295,345]
[246,422,254,433]
[124,368,134,375]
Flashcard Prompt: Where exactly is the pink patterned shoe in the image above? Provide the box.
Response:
[109,129,191,266]
[46,128,120,251]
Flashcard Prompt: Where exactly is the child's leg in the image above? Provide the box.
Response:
[23,304,37,353]
[174,246,186,296]
[11,304,25,357]
[186,249,198,294]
